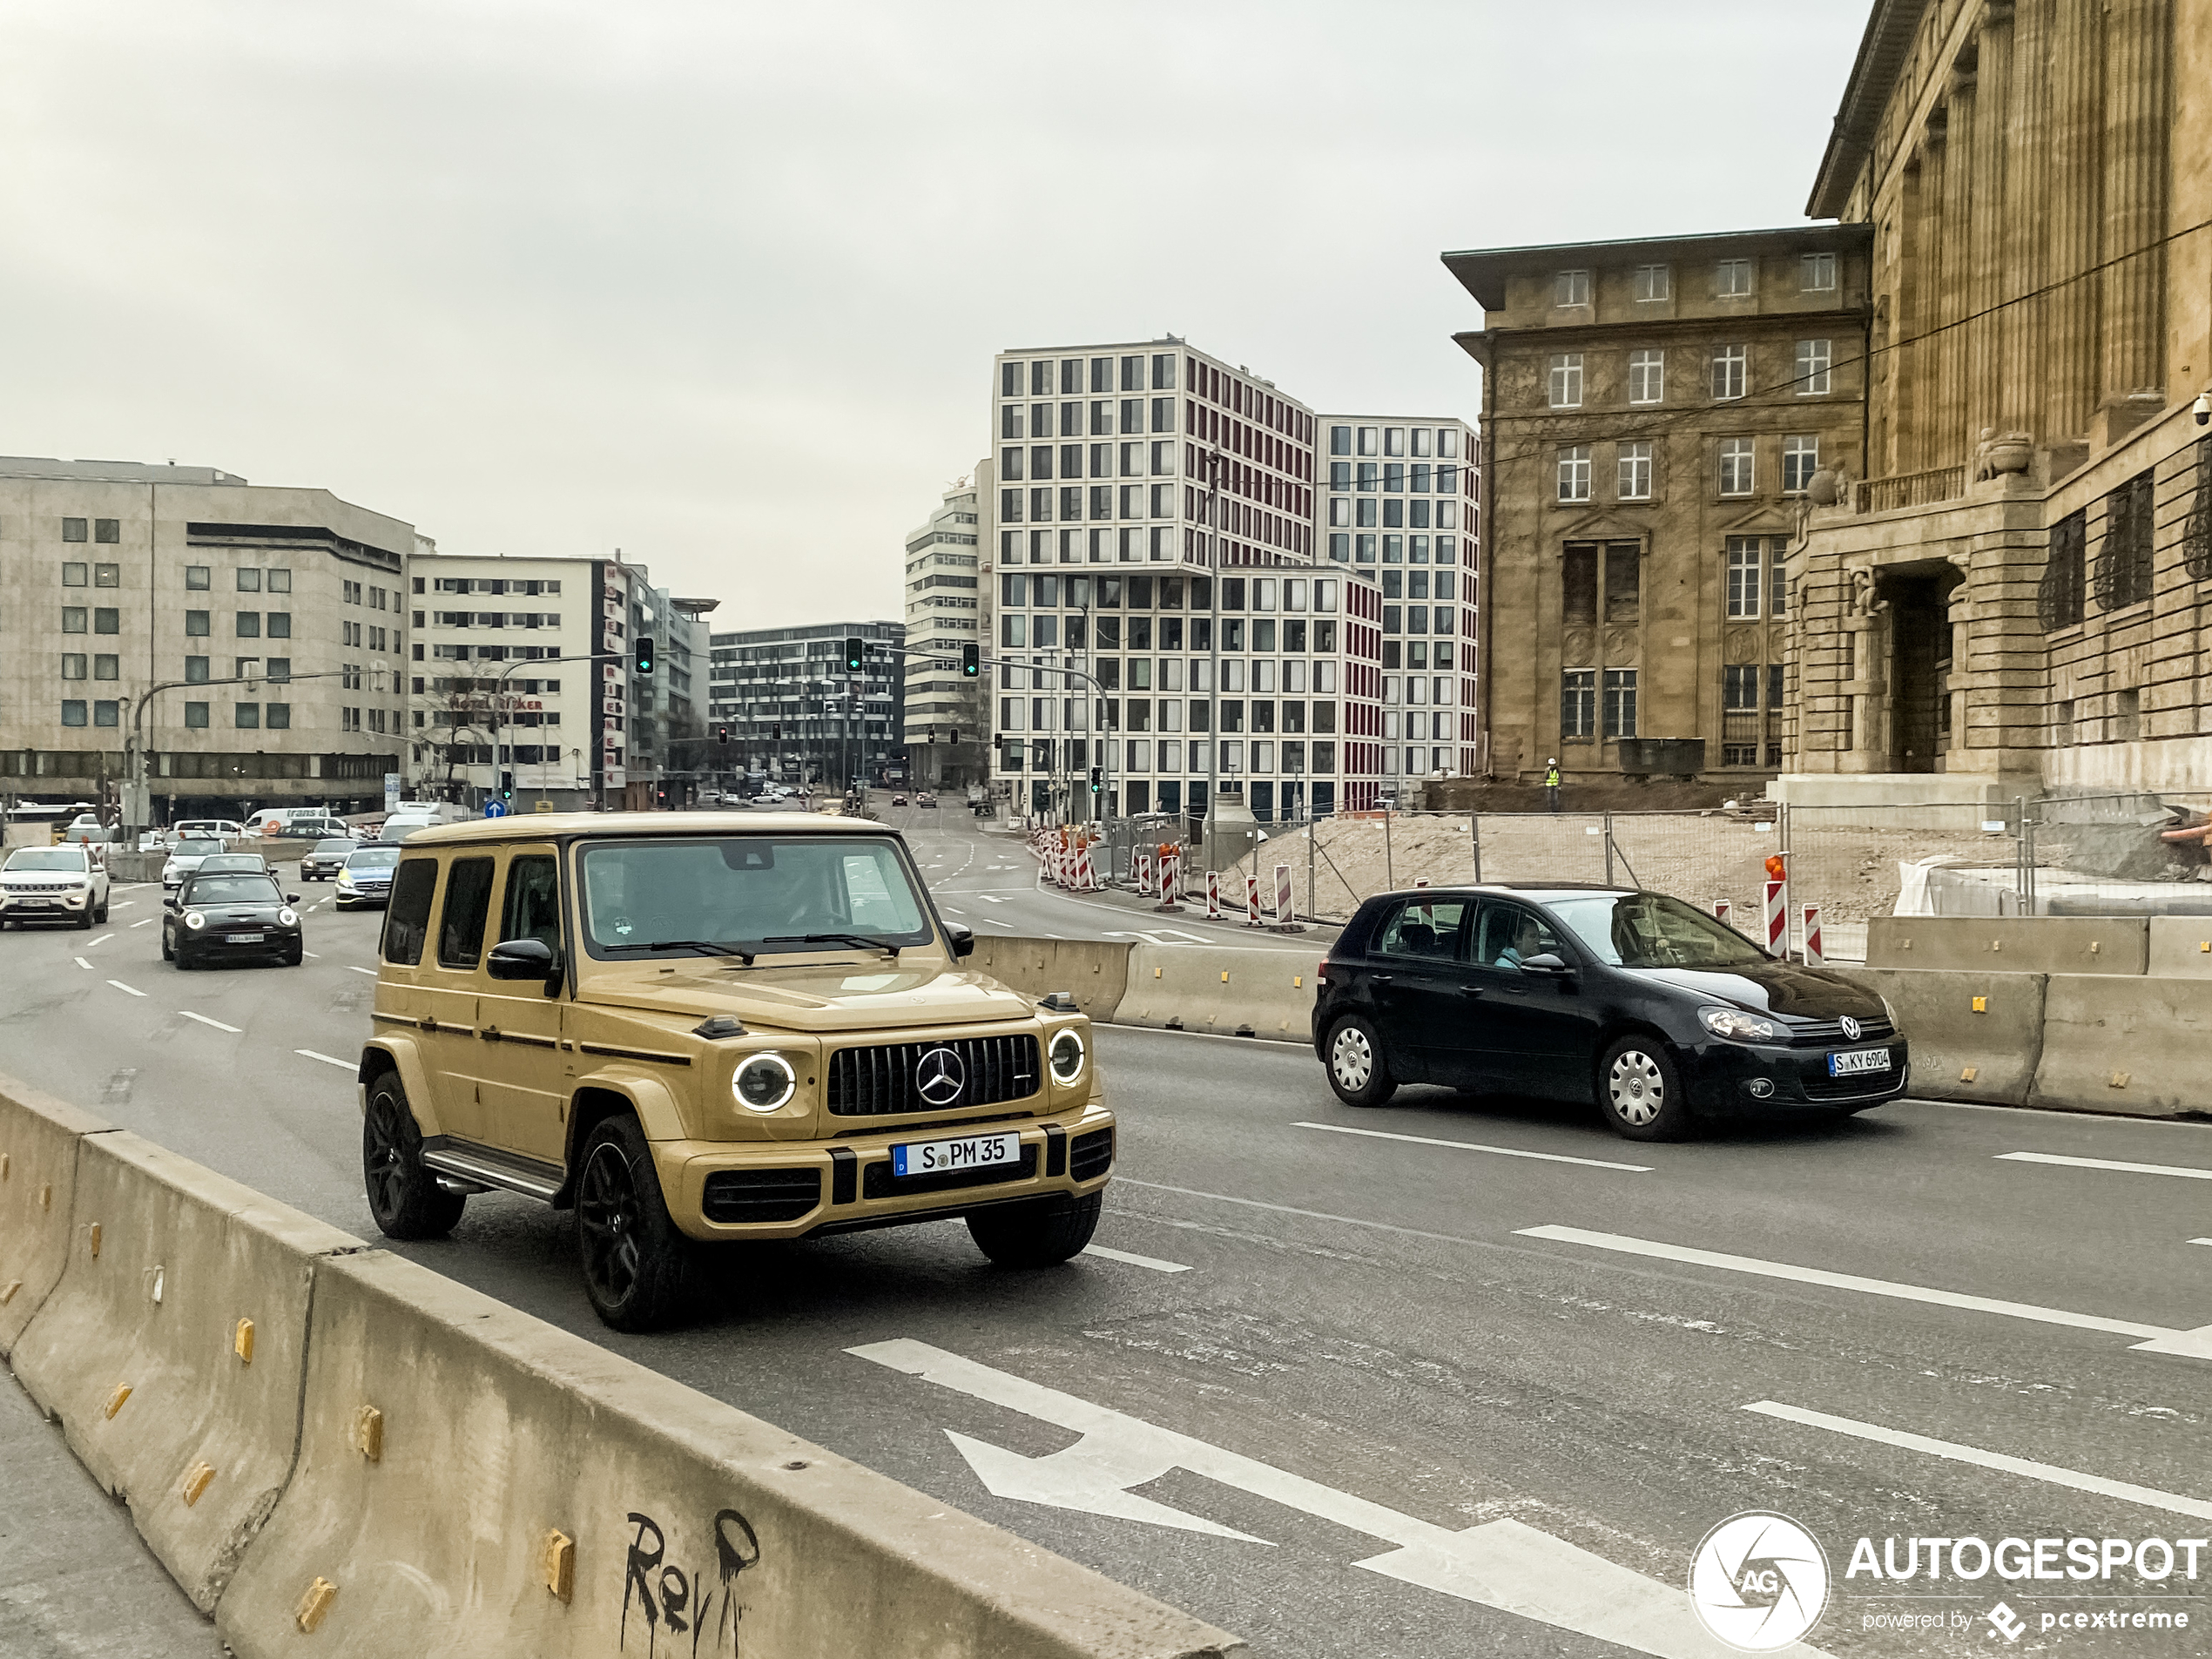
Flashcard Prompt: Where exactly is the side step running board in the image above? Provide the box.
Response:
[421,1141,564,1203]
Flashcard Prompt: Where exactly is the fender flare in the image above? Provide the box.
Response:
[567,1068,691,1147]
[357,1036,444,1136]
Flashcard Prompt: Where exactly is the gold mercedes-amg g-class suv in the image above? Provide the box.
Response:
[357,813,1113,1330]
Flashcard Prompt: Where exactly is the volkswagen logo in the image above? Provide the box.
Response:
[1839,1015,1862,1041]
[914,1047,967,1107]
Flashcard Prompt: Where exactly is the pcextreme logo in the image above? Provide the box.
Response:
[1689,1511,1832,1651]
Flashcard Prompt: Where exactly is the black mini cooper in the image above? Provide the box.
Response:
[1312,884,1908,1139]
[163,870,306,968]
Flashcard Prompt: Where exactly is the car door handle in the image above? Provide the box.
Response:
[1459,985,1485,996]
[1369,974,1393,985]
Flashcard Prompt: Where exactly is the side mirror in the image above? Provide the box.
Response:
[487,937,555,980]
[947,923,975,959]
[287,893,301,905]
[1518,952,1572,975]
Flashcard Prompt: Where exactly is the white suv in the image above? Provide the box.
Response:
[0,845,111,929]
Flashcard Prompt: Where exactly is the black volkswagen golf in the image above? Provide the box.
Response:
[1312,884,1908,1139]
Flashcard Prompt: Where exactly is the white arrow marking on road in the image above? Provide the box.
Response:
[850,1339,1824,1658]
[294,1049,354,1070]
[87,934,112,948]
[1999,1150,2212,1181]
[1744,1400,2212,1521]
[1298,1121,1652,1173]
[1082,1244,1190,1273]
[107,980,146,997]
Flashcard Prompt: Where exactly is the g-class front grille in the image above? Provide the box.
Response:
[826,1035,1041,1116]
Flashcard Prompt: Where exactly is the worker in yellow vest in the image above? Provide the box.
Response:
[1545,759,1561,814]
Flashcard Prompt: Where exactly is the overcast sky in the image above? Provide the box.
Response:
[3,2,1867,627]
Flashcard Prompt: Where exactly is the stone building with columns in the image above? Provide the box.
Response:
[1781,0,2212,803]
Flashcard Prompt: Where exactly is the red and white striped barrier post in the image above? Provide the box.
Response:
[1274,862,1293,925]
[1763,880,1787,956]
[1205,870,1222,919]
[1135,850,1153,896]
[1713,899,1732,924]
[1157,849,1183,911]
[1246,873,1262,927]
[1801,905,1824,965]
[1076,844,1094,891]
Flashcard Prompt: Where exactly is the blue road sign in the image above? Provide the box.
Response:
[484,800,509,818]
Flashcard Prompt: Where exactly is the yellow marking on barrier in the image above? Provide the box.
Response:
[296,1577,337,1633]
[1154,967,1162,979]
[234,1318,255,1365]
[181,1460,215,1507]
[1990,940,2001,952]
[1221,971,1230,983]
[2109,1071,2131,1089]
[1294,975,1304,988]
[88,1223,100,1258]
[105,1384,132,1419]
[2089,941,2101,954]
[1972,996,1986,1013]
[149,1265,164,1305]
[39,1184,51,1210]
[2201,941,2209,953]
[1,1153,9,1180]
[1959,1067,1978,1082]
[354,1406,383,1462]
[1901,939,1912,949]
[0,1281,19,1305]
[543,1530,576,1602]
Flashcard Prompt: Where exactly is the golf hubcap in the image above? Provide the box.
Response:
[1608,1050,1665,1125]
[578,1143,644,1305]
[1332,1027,1373,1090]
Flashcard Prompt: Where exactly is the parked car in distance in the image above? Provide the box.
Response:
[162,836,230,892]
[0,845,111,928]
[1312,883,1908,1140]
[334,844,401,908]
[916,793,937,807]
[173,819,245,841]
[300,838,357,880]
[890,794,908,806]
[162,870,304,968]
[194,852,272,877]
[275,817,354,843]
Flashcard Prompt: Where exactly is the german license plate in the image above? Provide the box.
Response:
[891,1130,1021,1179]
[1828,1049,1892,1077]
[17,900,54,909]
[228,932,266,944]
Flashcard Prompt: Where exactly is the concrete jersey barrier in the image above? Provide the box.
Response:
[220,1250,1242,1659]
[1867,915,2148,974]
[2146,916,2212,978]
[2029,974,2212,1119]
[11,1129,374,1611]
[1119,943,1316,1041]
[970,935,1132,1023]
[1826,968,2046,1106]
[0,1082,111,1357]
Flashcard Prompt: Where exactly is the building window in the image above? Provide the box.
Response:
[1718,438,1756,496]
[1716,259,1753,297]
[184,656,208,682]
[94,700,118,727]
[1795,338,1831,395]
[61,699,87,726]
[266,703,292,730]
[95,519,119,543]
[1548,354,1584,409]
[60,653,86,679]
[61,606,87,633]
[94,563,118,587]
[1723,664,1761,710]
[1633,264,1669,301]
[1726,536,1764,617]
[185,610,210,637]
[235,703,260,729]
[237,568,263,591]
[1770,552,1788,618]
[94,653,118,679]
[1628,349,1663,405]
[61,562,87,586]
[2094,471,2155,612]
[267,568,291,593]
[1554,269,1590,307]
[1711,346,1747,401]
[1557,446,1592,502]
[1618,442,1653,501]
[1330,425,1352,456]
[184,701,209,728]
[1603,543,1640,621]
[1802,252,1838,291]
[93,608,118,634]
[61,517,87,543]
[236,611,261,637]
[2039,509,2087,631]
[1783,435,1821,495]
[1602,669,1637,738]
[185,565,210,590]
[1561,670,1595,738]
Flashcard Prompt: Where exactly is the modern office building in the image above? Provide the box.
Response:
[0,456,412,823]
[1318,415,1482,781]
[706,620,906,787]
[900,472,990,790]
[982,339,1395,819]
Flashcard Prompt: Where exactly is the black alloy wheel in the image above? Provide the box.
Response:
[1323,1014,1397,1109]
[574,1116,690,1332]
[362,1074,465,1238]
[967,1190,1103,1267]
[160,925,173,961]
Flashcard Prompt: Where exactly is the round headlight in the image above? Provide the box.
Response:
[184,911,206,931]
[1048,1027,1087,1085]
[278,908,299,927]
[732,1053,796,1113]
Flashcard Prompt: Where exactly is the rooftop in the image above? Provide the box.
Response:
[0,456,247,486]
[1441,223,1870,313]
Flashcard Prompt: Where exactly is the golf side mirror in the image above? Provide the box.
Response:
[1518,952,1571,975]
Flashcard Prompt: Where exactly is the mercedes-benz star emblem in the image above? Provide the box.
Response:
[1839,1015,1862,1041]
[914,1047,967,1107]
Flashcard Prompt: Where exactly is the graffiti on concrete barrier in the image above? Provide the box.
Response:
[621,1507,760,1658]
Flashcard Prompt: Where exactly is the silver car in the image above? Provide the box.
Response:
[162,836,228,892]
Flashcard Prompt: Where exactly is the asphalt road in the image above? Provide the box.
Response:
[3,856,2209,1659]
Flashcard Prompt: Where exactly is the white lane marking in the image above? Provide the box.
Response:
[1998,1150,2212,1182]
[131,917,155,928]
[1514,1224,2211,1357]
[303,951,321,959]
[1298,1121,1652,1173]
[973,894,1007,904]
[294,1049,354,1070]
[106,980,146,997]
[1083,1245,1191,1273]
[941,907,967,916]
[111,900,136,909]
[344,965,377,976]
[854,1339,1809,1657]
[1043,932,1066,940]
[1744,1400,2212,1522]
[73,956,93,971]
[2190,1238,2212,1249]
[1120,1178,1483,1247]
[179,1010,242,1033]
[87,934,113,948]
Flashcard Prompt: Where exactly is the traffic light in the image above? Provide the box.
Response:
[844,636,866,673]
[948,728,959,745]
[635,636,655,677]
[772,723,782,742]
[499,770,514,801]
[716,725,730,745]
[1089,766,1103,796]
[961,643,980,678]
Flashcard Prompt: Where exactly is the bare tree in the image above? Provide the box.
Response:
[413,678,495,799]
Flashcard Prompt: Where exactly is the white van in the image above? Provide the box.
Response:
[244,806,348,836]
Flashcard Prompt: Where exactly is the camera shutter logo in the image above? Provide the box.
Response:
[1839,1015,1862,1042]
[914,1047,967,1107]
[1688,1511,1831,1651]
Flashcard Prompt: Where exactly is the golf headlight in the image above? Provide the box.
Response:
[184,911,206,931]
[278,908,299,927]
[1699,1006,1777,1043]
[732,1053,796,1112]
[1879,995,1898,1027]
[1048,1027,1087,1085]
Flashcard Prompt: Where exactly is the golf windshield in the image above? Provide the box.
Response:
[5,849,90,872]
[1547,893,1771,969]
[577,837,932,959]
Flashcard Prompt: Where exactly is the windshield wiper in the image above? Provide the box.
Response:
[761,932,900,959]
[603,939,756,964]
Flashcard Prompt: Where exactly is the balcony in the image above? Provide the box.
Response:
[1852,465,1966,515]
